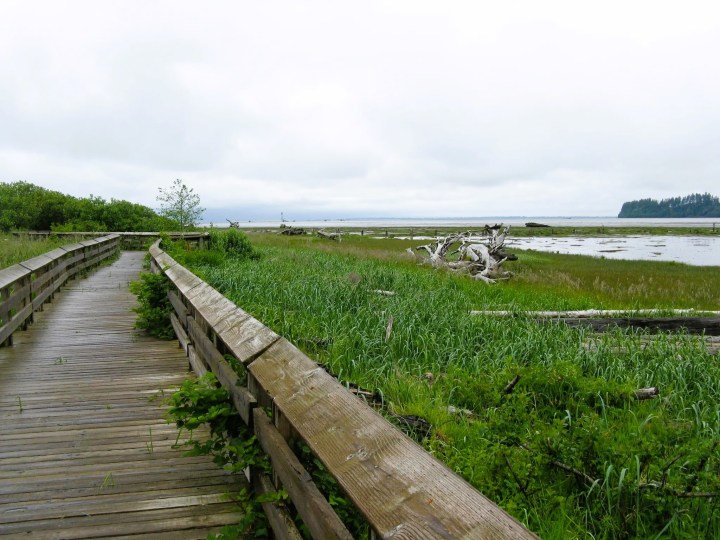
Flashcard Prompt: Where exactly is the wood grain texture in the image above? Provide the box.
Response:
[249,338,538,539]
[554,316,720,335]
[253,408,353,539]
[0,251,246,538]
[252,470,304,540]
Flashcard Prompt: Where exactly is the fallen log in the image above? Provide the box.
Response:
[470,310,720,335]
[554,316,720,336]
[317,230,341,241]
[280,224,306,235]
[470,309,714,318]
[635,387,660,400]
[525,222,550,228]
[503,375,521,394]
[372,289,396,297]
[582,335,720,355]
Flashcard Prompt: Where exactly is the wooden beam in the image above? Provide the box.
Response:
[253,408,353,540]
[249,338,537,539]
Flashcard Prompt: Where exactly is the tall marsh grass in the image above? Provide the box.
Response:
[0,233,71,269]
[179,234,720,539]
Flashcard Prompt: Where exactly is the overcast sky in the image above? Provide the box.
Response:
[1,1,719,219]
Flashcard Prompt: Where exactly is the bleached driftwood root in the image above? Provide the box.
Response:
[408,227,515,283]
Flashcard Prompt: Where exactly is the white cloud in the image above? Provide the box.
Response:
[1,0,719,217]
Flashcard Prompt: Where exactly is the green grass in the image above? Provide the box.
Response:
[0,233,73,269]
[173,233,720,539]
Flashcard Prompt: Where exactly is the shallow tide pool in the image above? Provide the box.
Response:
[505,235,720,266]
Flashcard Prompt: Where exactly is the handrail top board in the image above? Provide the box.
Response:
[19,254,55,272]
[0,264,31,289]
[58,242,87,253]
[19,231,208,238]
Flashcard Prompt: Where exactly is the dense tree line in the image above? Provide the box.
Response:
[618,192,720,218]
[0,181,176,232]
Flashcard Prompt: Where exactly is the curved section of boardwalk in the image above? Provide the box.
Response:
[0,252,245,539]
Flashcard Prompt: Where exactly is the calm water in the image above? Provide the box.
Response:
[212,217,719,229]
[211,217,720,267]
[506,236,720,267]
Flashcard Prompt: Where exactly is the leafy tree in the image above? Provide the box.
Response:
[156,179,205,232]
[0,181,178,232]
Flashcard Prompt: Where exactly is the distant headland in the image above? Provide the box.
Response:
[618,193,720,218]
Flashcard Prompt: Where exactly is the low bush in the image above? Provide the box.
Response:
[129,272,174,339]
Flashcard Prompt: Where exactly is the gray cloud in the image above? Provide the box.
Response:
[1,0,719,217]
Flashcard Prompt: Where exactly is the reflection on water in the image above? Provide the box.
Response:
[506,236,720,266]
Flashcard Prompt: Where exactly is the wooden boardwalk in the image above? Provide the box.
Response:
[0,252,246,539]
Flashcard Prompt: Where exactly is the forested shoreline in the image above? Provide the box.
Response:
[619,193,720,218]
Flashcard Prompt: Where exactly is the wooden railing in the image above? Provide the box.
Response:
[0,235,121,347]
[14,231,209,250]
[149,240,537,539]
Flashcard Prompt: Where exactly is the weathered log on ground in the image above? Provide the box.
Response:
[372,289,396,297]
[635,387,660,400]
[280,224,306,235]
[471,309,716,318]
[525,222,550,228]
[553,316,720,336]
[583,335,720,355]
[504,375,521,394]
[316,230,341,241]
[471,310,720,335]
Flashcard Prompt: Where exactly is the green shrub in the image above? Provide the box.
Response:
[129,272,174,339]
[209,229,259,259]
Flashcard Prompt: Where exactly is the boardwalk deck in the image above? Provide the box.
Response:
[0,252,246,539]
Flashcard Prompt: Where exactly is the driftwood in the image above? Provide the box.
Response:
[504,375,521,394]
[226,219,240,228]
[470,309,716,318]
[583,335,720,356]
[372,289,396,297]
[385,315,394,343]
[635,387,660,400]
[317,230,341,241]
[471,310,720,336]
[557,317,720,336]
[280,224,306,235]
[408,227,515,283]
[525,222,550,228]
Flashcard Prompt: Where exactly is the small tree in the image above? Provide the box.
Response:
[156,179,205,232]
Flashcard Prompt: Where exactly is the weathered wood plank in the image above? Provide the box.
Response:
[554,316,720,335]
[219,314,280,366]
[249,338,537,539]
[0,251,246,537]
[18,253,54,273]
[187,316,256,424]
[167,289,188,326]
[253,408,353,539]
[253,470,304,540]
[170,311,189,353]
[0,264,30,290]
